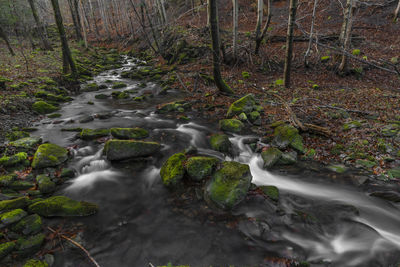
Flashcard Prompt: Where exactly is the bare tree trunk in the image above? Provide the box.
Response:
[255,0,263,42]
[338,0,354,73]
[232,0,238,59]
[283,0,298,88]
[88,0,101,40]
[209,0,234,94]
[67,0,83,40]
[304,0,318,67]
[27,0,53,50]
[50,0,78,78]
[78,0,88,48]
[255,0,272,54]
[207,0,211,27]
[98,0,111,39]
[0,25,15,56]
[394,0,400,21]
[143,0,161,52]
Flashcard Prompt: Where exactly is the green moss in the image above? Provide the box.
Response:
[238,112,248,121]
[82,83,99,92]
[327,164,348,174]
[219,119,244,133]
[9,180,35,191]
[241,71,250,79]
[320,56,331,62]
[273,125,304,152]
[0,242,16,259]
[210,134,232,154]
[185,157,219,181]
[23,259,49,267]
[47,113,62,118]
[32,101,58,114]
[356,159,377,168]
[110,128,149,140]
[9,137,42,151]
[352,49,361,56]
[0,197,30,212]
[0,174,17,186]
[260,185,279,201]
[28,196,98,217]
[343,121,362,131]
[60,168,75,179]
[0,152,29,167]
[12,214,42,236]
[0,209,27,226]
[31,143,68,169]
[261,147,282,169]
[160,153,186,187]
[79,128,110,140]
[95,94,108,99]
[205,161,252,210]
[104,140,160,161]
[248,111,261,125]
[6,131,30,141]
[277,152,297,165]
[331,144,345,155]
[112,82,127,89]
[16,233,45,255]
[387,169,400,179]
[36,175,56,194]
[226,94,256,117]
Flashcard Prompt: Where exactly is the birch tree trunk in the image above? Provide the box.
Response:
[207,0,211,27]
[283,0,298,88]
[304,0,318,67]
[209,0,234,94]
[27,0,53,50]
[67,0,82,40]
[338,0,354,73]
[50,0,77,77]
[255,0,263,42]
[232,0,238,59]
[394,0,400,21]
[78,0,88,48]
[255,0,272,54]
[0,25,15,56]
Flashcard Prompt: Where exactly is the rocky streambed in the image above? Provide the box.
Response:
[1,58,400,267]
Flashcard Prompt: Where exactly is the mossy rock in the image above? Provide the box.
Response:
[36,175,56,194]
[277,152,297,165]
[95,94,109,99]
[6,131,30,141]
[381,124,400,137]
[185,156,219,181]
[261,147,282,169]
[0,174,17,186]
[0,152,29,168]
[16,233,45,256]
[260,185,279,202]
[47,113,62,118]
[327,164,348,174]
[273,125,304,153]
[9,137,42,151]
[219,119,244,133]
[238,112,248,121]
[12,214,42,235]
[226,94,256,118]
[343,121,362,131]
[28,196,98,217]
[23,259,49,267]
[32,101,58,114]
[210,134,232,154]
[82,83,99,92]
[9,181,35,191]
[110,128,149,140]
[60,168,75,179]
[104,140,160,161]
[0,197,30,212]
[248,111,261,125]
[0,242,16,260]
[205,161,252,210]
[0,208,27,228]
[31,144,68,169]
[160,153,186,187]
[79,129,110,140]
[112,82,127,89]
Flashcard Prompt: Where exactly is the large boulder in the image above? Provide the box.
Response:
[185,156,219,181]
[28,196,98,217]
[205,161,252,210]
[31,144,68,169]
[210,134,233,154]
[273,124,304,153]
[261,147,282,169]
[110,127,149,140]
[219,119,244,133]
[226,94,256,117]
[160,153,186,187]
[104,140,160,161]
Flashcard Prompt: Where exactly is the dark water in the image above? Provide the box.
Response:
[32,58,400,267]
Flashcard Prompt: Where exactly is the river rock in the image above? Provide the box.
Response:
[32,101,58,114]
[205,161,252,210]
[261,147,282,169]
[160,153,186,187]
[0,152,29,168]
[226,94,256,117]
[0,209,27,228]
[210,134,232,154]
[36,175,56,194]
[0,197,30,212]
[185,156,219,181]
[104,140,160,161]
[273,124,304,153]
[260,185,279,202]
[16,233,45,256]
[219,119,244,133]
[0,242,16,260]
[79,128,110,140]
[12,214,42,235]
[110,127,149,140]
[277,151,297,165]
[28,196,98,217]
[31,144,68,169]
[8,137,42,151]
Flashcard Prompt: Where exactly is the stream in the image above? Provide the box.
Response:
[30,58,400,267]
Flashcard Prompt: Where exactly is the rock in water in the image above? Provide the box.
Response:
[185,156,219,181]
[210,134,233,154]
[226,94,256,117]
[219,119,244,133]
[110,127,149,139]
[261,147,282,169]
[160,153,186,187]
[31,144,68,169]
[104,140,160,161]
[28,196,98,217]
[205,161,252,210]
[273,125,304,153]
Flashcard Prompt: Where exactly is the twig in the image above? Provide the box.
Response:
[47,227,100,267]
[175,71,190,93]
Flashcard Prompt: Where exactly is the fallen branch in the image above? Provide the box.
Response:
[47,227,100,267]
[175,71,190,93]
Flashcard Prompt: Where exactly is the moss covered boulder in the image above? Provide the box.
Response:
[219,119,244,133]
[185,157,219,181]
[261,147,282,169]
[0,242,16,260]
[0,197,30,212]
[16,233,45,256]
[32,101,58,114]
[104,140,160,161]
[260,185,279,202]
[23,259,49,267]
[160,153,186,187]
[0,152,29,168]
[210,134,232,154]
[273,125,304,153]
[28,196,98,217]
[205,161,252,210]
[31,143,68,169]
[6,131,30,141]
[0,174,17,186]
[226,94,256,117]
[79,128,110,140]
[0,209,27,228]
[9,137,42,151]
[36,175,56,194]
[12,214,42,235]
[277,152,297,165]
[110,127,149,140]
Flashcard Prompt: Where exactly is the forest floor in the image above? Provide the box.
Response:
[0,0,399,179]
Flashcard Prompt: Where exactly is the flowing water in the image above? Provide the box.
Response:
[31,58,400,267]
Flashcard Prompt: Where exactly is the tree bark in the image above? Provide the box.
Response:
[209,0,234,94]
[27,0,53,50]
[394,0,400,21]
[283,0,297,88]
[78,0,88,48]
[255,0,272,54]
[67,0,83,40]
[50,0,78,78]
[232,0,238,59]
[255,0,263,42]
[338,0,354,73]
[0,25,15,56]
[304,0,318,67]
